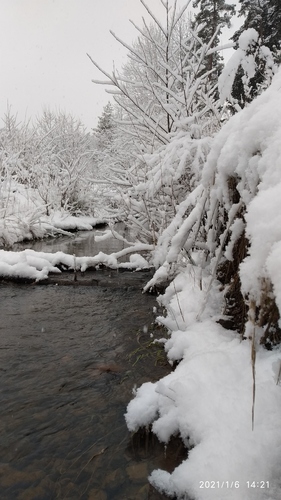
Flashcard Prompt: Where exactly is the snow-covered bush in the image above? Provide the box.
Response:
[0,108,108,245]
[146,66,281,345]
[0,108,100,218]
[88,0,237,243]
[115,128,213,245]
[125,65,281,500]
[30,110,97,215]
[126,265,281,500]
[0,109,34,185]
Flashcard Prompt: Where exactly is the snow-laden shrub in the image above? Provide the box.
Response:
[146,66,281,346]
[89,6,231,244]
[116,129,213,244]
[125,66,281,500]
[126,266,281,500]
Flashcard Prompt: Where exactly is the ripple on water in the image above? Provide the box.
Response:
[0,275,187,500]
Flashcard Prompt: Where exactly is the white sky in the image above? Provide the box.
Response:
[0,0,237,131]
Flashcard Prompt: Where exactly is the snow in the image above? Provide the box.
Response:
[126,268,281,500]
[124,68,281,499]
[267,243,281,327]
[0,242,153,281]
[1,36,281,500]
[240,184,281,303]
[209,67,281,309]
[218,28,277,104]
[119,253,150,270]
[94,229,114,242]
[0,179,107,247]
[49,211,104,231]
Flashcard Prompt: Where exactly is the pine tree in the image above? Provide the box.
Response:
[233,0,281,55]
[231,0,281,105]
[94,102,115,148]
[268,0,281,61]
[192,0,235,80]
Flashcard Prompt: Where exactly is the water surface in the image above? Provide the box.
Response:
[0,260,186,499]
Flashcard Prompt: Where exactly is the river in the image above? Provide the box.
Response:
[0,228,186,499]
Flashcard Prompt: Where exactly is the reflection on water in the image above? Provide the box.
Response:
[12,223,132,259]
[0,271,185,499]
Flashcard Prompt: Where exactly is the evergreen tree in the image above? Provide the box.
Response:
[94,101,115,148]
[192,0,235,79]
[233,0,281,55]
[268,0,281,60]
[231,0,281,105]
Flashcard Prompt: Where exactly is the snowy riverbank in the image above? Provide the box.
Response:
[123,66,281,500]
[126,267,281,500]
[0,242,152,281]
[0,177,111,247]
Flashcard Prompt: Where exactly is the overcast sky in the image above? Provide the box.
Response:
[0,0,237,131]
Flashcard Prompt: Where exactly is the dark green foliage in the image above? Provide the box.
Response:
[268,0,281,61]
[192,0,235,79]
[232,0,281,105]
[233,0,281,53]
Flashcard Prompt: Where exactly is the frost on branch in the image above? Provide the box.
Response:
[89,24,227,243]
[146,67,281,347]
[89,0,237,249]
